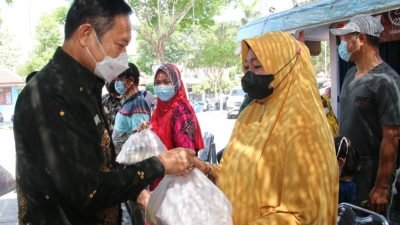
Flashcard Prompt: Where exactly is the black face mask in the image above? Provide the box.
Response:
[241,71,274,100]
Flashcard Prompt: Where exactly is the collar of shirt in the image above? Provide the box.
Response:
[52,47,105,96]
[124,91,143,103]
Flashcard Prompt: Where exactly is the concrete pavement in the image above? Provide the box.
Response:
[0,192,17,225]
[0,124,17,225]
[196,110,236,152]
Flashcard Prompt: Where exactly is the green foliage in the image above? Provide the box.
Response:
[0,9,19,70]
[165,30,194,63]
[178,0,231,29]
[132,1,243,95]
[236,0,261,25]
[310,41,330,76]
[129,0,231,63]
[17,7,67,77]
[135,25,202,75]
[135,39,156,75]
[192,76,235,94]
[129,0,229,30]
[191,23,239,68]
[192,79,212,93]
[187,22,240,94]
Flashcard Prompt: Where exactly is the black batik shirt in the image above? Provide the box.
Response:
[102,94,122,133]
[13,47,164,225]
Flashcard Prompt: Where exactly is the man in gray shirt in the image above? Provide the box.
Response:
[331,14,400,221]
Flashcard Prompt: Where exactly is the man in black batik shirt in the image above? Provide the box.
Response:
[13,1,195,224]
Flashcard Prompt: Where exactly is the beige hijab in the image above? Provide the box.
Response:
[217,32,338,225]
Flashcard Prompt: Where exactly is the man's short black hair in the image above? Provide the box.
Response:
[105,80,118,96]
[65,0,132,40]
[25,71,38,83]
[118,63,140,86]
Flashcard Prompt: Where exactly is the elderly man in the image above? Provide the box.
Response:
[13,1,195,224]
[331,14,400,219]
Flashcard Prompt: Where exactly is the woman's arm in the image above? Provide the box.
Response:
[193,157,220,183]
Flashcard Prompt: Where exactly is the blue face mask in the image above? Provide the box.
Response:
[338,41,351,62]
[114,80,127,95]
[338,35,360,62]
[154,85,176,102]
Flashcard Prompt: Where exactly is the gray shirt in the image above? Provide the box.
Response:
[339,62,400,159]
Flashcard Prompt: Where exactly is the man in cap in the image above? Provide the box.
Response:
[331,14,400,219]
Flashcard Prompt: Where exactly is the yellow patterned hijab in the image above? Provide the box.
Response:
[217,32,338,225]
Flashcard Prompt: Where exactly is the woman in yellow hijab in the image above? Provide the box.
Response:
[195,31,338,225]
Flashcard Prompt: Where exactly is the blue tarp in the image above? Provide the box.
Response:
[237,0,400,41]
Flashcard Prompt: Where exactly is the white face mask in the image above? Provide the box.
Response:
[86,31,129,83]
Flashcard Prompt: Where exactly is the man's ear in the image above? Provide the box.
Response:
[359,33,368,44]
[77,24,93,47]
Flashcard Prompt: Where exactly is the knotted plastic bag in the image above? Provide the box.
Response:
[146,168,232,225]
[116,129,167,164]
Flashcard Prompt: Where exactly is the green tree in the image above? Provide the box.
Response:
[189,23,240,96]
[17,7,67,77]
[135,24,203,75]
[0,27,19,70]
[236,0,261,25]
[310,41,330,76]
[135,39,157,75]
[0,10,19,70]
[128,0,230,64]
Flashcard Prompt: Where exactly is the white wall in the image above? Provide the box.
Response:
[329,32,340,118]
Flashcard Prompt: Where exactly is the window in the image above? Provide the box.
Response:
[0,87,12,105]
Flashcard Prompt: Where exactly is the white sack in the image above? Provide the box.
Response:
[116,129,166,164]
[146,168,232,225]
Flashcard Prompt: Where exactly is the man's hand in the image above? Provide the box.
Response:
[369,186,389,213]
[157,148,195,175]
[371,125,400,212]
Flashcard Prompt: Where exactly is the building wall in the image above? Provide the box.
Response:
[329,32,340,118]
[0,86,20,121]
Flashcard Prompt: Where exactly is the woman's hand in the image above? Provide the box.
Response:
[138,121,151,132]
[193,157,210,175]
[193,157,215,183]
[136,189,150,209]
[157,148,196,176]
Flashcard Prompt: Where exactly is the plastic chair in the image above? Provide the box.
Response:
[337,203,389,225]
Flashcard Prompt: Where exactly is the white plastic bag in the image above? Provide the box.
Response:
[116,129,167,164]
[0,164,15,197]
[146,168,233,225]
